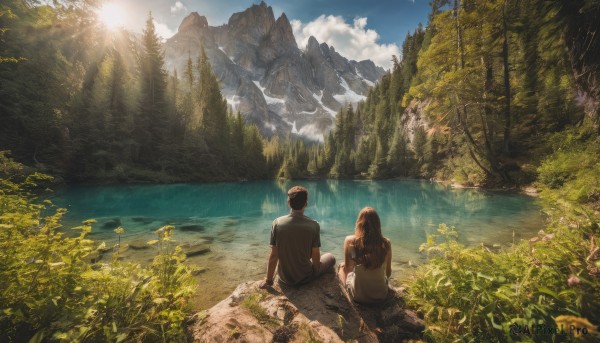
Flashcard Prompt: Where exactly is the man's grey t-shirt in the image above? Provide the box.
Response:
[270,213,321,285]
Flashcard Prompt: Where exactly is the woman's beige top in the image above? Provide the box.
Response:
[346,243,388,303]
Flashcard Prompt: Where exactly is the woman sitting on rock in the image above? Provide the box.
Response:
[338,207,392,303]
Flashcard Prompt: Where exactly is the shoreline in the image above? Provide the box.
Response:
[48,173,542,196]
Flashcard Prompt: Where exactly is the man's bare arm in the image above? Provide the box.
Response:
[260,246,278,288]
[311,247,321,272]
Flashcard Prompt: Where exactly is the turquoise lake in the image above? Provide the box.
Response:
[51,179,544,308]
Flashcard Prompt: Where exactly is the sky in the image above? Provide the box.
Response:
[110,0,431,69]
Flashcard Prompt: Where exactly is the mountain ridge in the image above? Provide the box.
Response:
[163,2,385,141]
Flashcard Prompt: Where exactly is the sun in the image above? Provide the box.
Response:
[97,3,126,29]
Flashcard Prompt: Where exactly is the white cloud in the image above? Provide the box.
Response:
[170,1,187,14]
[291,15,400,70]
[153,20,176,40]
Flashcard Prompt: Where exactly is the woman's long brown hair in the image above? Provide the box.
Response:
[354,207,389,269]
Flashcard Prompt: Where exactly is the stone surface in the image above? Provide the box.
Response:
[402,99,430,144]
[101,218,121,230]
[129,240,150,250]
[182,243,211,257]
[188,273,424,342]
[163,2,386,141]
[179,224,206,232]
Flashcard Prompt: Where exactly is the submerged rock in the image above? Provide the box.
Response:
[131,217,155,225]
[223,218,240,227]
[198,235,215,243]
[129,240,150,250]
[182,243,211,257]
[217,230,236,243]
[179,224,206,232]
[188,273,424,342]
[101,218,121,230]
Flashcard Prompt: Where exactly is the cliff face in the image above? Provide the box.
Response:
[163,2,386,141]
[188,273,424,342]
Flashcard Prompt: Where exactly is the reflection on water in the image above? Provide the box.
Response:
[51,180,544,309]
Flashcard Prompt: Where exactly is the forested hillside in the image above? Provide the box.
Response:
[399,1,600,341]
[275,0,599,187]
[0,1,266,183]
[3,1,597,187]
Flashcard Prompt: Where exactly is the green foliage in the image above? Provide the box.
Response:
[0,152,196,342]
[406,0,583,186]
[271,25,427,181]
[409,128,600,342]
[0,7,22,63]
[0,2,267,183]
[538,129,600,209]
[241,293,278,326]
[410,222,600,342]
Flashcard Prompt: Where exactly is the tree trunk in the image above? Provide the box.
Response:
[502,0,512,155]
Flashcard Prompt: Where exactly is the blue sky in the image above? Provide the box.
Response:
[113,0,431,69]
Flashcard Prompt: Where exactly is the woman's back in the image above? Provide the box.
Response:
[347,242,389,302]
[339,207,392,303]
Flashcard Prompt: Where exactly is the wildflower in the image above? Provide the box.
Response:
[114,227,125,234]
[567,275,580,287]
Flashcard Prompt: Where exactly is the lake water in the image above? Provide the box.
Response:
[51,179,544,309]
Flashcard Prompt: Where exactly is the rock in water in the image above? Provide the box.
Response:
[181,243,211,257]
[101,218,121,230]
[188,273,424,342]
[129,240,150,250]
[179,224,206,232]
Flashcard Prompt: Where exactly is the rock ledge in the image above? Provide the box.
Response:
[188,273,424,342]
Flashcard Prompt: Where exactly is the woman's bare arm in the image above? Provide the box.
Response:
[385,239,392,278]
[338,235,355,283]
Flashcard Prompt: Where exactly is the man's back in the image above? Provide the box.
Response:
[271,213,320,285]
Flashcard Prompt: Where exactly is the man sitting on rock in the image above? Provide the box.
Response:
[260,185,336,288]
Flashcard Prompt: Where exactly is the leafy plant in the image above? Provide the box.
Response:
[241,293,278,326]
[408,129,600,342]
[336,313,346,338]
[410,223,599,342]
[0,151,196,342]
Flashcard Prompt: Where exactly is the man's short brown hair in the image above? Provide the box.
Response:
[288,186,308,210]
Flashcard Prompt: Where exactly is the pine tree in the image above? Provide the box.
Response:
[368,137,387,178]
[387,124,410,176]
[197,47,228,154]
[136,12,169,165]
[242,124,266,179]
[228,111,245,174]
[412,126,428,175]
[354,137,372,174]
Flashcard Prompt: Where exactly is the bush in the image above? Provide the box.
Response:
[0,151,196,342]
[408,224,600,342]
[408,129,600,342]
[537,130,600,215]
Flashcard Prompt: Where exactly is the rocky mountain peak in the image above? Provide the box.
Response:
[228,1,275,45]
[319,41,330,55]
[307,36,320,50]
[178,12,208,33]
[164,2,386,141]
[268,13,296,49]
